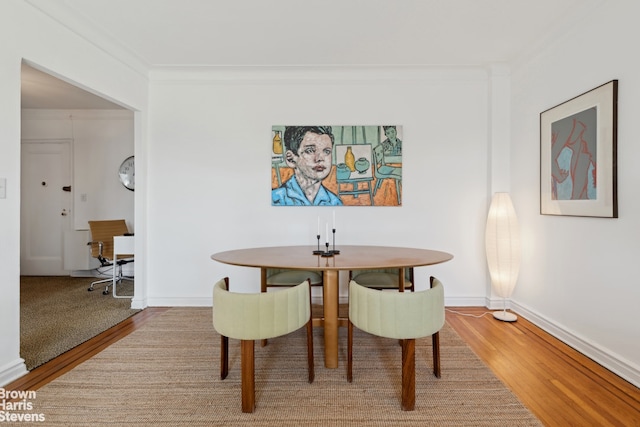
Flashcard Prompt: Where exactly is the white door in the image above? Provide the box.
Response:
[21,140,73,276]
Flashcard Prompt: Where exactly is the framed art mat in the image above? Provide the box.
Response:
[540,80,618,217]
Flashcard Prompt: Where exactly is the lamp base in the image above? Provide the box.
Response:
[492,311,518,322]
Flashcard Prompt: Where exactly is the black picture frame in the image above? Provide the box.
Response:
[540,80,618,217]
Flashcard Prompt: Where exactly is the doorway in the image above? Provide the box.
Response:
[20,62,136,371]
[20,139,72,275]
[20,62,133,276]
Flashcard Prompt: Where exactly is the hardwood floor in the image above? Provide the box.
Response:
[446,307,640,427]
[6,306,640,426]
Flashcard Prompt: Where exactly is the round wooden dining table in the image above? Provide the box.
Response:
[211,245,453,368]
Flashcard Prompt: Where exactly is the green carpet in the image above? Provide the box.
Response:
[20,276,139,370]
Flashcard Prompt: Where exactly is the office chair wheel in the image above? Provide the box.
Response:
[102,290,110,295]
[88,288,94,292]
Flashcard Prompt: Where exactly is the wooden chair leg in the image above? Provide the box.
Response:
[260,268,268,347]
[306,319,315,383]
[220,335,229,380]
[347,321,353,382]
[432,332,441,378]
[401,338,416,411]
[240,340,255,413]
[260,268,267,293]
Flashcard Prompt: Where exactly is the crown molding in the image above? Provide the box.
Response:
[21,109,133,120]
[148,64,492,83]
[23,0,150,78]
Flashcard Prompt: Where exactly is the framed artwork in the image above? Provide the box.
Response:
[540,80,618,217]
[271,125,403,207]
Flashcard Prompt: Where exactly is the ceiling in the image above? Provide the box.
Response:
[21,0,601,109]
[21,64,124,109]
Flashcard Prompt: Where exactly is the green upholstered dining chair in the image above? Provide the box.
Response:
[212,277,314,413]
[348,267,414,292]
[261,268,323,346]
[262,268,323,290]
[347,276,445,411]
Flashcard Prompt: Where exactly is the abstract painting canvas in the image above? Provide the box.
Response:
[540,80,617,217]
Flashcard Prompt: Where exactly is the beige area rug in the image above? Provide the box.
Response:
[20,276,139,370]
[20,307,542,426]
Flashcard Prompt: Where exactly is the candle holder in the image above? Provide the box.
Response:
[313,234,324,255]
[331,228,340,254]
[321,242,334,257]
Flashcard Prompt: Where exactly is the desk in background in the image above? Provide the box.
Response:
[112,235,134,298]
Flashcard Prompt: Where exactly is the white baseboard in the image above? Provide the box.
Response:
[511,300,640,389]
[0,358,28,388]
[445,296,488,307]
[147,297,211,307]
[69,270,95,277]
[130,296,147,310]
[148,296,491,309]
[312,296,487,306]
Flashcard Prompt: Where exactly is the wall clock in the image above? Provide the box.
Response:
[118,156,135,191]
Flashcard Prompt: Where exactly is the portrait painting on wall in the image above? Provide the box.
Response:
[271,125,403,207]
[540,80,617,218]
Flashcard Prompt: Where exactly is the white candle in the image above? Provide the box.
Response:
[325,223,329,243]
[332,210,336,229]
[317,216,320,236]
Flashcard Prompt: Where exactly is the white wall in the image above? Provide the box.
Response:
[145,68,493,306]
[3,0,637,390]
[510,0,640,385]
[21,109,135,230]
[0,0,147,386]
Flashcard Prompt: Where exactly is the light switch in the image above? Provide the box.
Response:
[0,178,6,199]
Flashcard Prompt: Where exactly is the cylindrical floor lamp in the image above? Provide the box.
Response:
[485,192,520,322]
